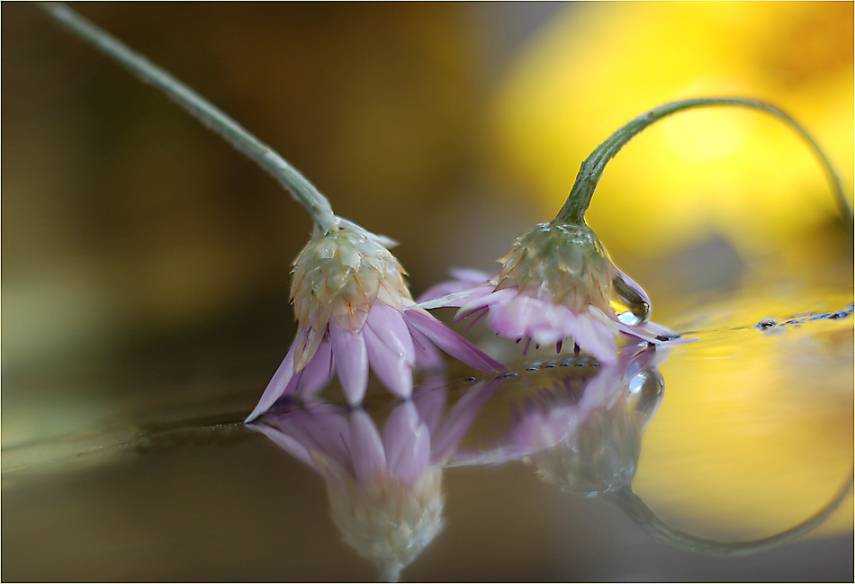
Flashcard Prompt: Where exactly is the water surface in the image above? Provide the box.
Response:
[3,293,852,582]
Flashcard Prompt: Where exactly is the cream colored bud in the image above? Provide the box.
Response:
[290,224,413,368]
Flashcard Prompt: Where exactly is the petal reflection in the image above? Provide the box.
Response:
[453,344,852,556]
[249,380,495,582]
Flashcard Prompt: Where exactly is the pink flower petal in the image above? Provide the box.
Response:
[348,409,387,482]
[255,403,351,474]
[247,418,314,467]
[571,309,618,364]
[297,339,334,397]
[410,326,444,370]
[291,405,352,470]
[418,282,463,303]
[364,323,413,398]
[432,380,497,463]
[456,287,516,320]
[404,309,504,372]
[509,404,577,456]
[616,319,697,345]
[529,304,576,346]
[412,386,447,436]
[416,269,492,303]
[244,331,302,423]
[450,268,492,283]
[417,284,496,310]
[330,321,369,405]
[486,293,538,339]
[382,401,431,485]
[366,302,415,367]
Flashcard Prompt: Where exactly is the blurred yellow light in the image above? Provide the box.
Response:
[634,293,853,538]
[492,2,853,258]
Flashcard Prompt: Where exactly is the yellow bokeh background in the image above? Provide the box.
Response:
[636,295,853,538]
[492,2,852,269]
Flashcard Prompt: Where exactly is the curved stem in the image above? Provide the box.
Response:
[608,472,853,557]
[555,97,853,226]
[37,2,339,233]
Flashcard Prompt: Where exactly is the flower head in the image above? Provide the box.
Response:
[246,221,502,422]
[420,221,682,365]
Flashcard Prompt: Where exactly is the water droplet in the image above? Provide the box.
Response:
[628,369,664,415]
[613,278,651,325]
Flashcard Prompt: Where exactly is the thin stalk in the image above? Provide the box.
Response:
[38,2,339,233]
[555,97,853,226]
[608,473,853,557]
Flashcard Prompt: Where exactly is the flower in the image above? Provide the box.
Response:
[246,221,503,422]
[519,349,665,496]
[249,380,496,582]
[419,221,686,365]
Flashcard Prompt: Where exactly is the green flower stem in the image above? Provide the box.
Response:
[38,2,339,233]
[556,97,853,226]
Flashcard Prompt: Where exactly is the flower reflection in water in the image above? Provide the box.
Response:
[454,344,853,556]
[250,342,850,580]
[248,379,496,582]
[452,343,665,487]
[522,349,664,497]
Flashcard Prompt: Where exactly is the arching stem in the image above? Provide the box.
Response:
[37,2,339,233]
[555,97,852,226]
[608,473,853,556]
